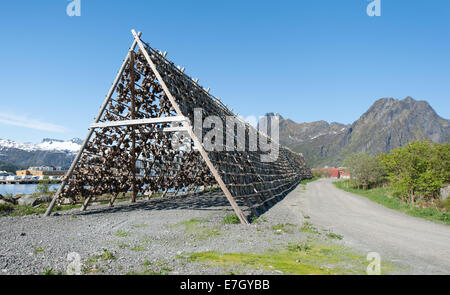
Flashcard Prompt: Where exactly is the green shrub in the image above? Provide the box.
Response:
[222,214,241,224]
[0,203,14,213]
[36,179,51,194]
[379,141,450,203]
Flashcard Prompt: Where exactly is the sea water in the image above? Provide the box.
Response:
[0,184,60,196]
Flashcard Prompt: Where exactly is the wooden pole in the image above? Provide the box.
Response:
[81,196,92,211]
[44,32,142,216]
[109,192,119,207]
[130,51,137,203]
[131,29,249,224]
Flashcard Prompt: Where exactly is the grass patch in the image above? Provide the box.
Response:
[334,180,450,225]
[326,232,343,240]
[2,203,82,217]
[300,222,319,234]
[99,249,116,260]
[6,205,47,216]
[300,177,320,185]
[170,218,209,228]
[183,243,374,275]
[115,198,129,203]
[34,247,45,254]
[195,227,221,240]
[140,237,152,244]
[172,218,221,241]
[0,203,15,213]
[114,230,131,237]
[81,249,116,274]
[126,267,172,275]
[299,177,320,191]
[83,249,116,274]
[126,261,172,275]
[42,268,54,275]
[204,186,221,192]
[250,216,268,224]
[131,245,146,252]
[132,223,148,228]
[286,242,312,252]
[54,204,82,212]
[222,214,241,224]
[126,270,161,275]
[114,242,130,249]
[271,223,296,234]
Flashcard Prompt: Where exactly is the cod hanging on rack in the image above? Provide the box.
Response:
[44,30,313,224]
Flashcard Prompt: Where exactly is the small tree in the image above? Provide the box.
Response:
[343,152,385,189]
[36,179,51,194]
[379,141,449,204]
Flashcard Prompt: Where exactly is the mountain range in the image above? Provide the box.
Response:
[275,96,449,167]
[0,138,81,171]
[0,96,448,171]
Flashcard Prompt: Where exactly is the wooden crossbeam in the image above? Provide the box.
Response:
[90,116,187,128]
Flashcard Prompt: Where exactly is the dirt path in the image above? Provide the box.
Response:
[299,178,450,274]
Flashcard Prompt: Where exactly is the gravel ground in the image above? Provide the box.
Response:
[0,187,319,275]
[2,179,439,275]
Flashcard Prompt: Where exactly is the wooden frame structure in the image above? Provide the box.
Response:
[44,30,312,223]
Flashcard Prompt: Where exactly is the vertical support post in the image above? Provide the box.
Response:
[131,29,249,224]
[81,195,92,211]
[130,51,137,203]
[109,192,119,207]
[43,32,142,216]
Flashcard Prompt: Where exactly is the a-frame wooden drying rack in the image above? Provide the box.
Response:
[44,29,249,224]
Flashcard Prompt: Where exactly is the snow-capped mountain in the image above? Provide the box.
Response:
[0,138,81,153]
[0,138,82,170]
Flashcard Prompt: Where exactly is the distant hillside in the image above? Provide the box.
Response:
[274,97,449,167]
[0,138,81,169]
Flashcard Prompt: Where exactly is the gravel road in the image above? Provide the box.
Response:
[300,178,450,274]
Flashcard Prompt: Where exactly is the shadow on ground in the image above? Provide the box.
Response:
[75,190,249,217]
[71,180,302,220]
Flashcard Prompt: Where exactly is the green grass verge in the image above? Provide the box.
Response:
[334,180,450,225]
[1,203,82,217]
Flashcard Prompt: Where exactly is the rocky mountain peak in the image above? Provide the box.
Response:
[277,97,449,167]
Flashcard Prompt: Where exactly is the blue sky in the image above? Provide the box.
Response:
[0,0,449,143]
